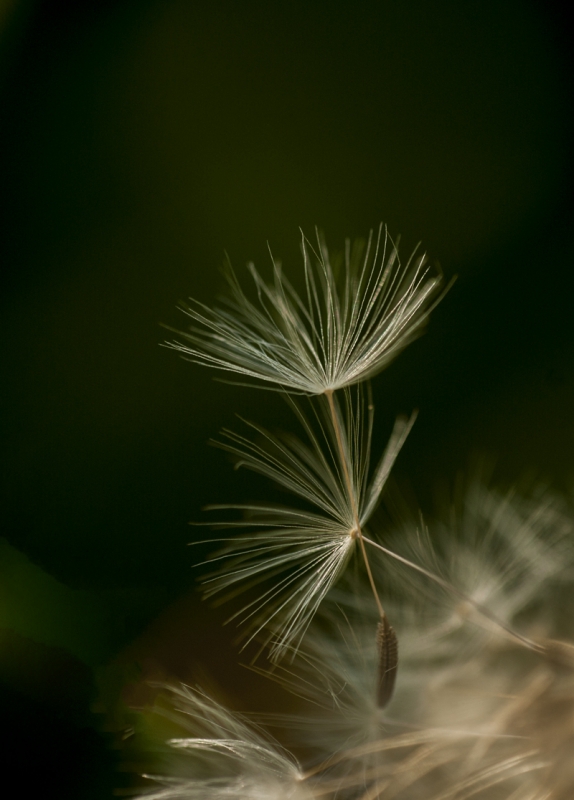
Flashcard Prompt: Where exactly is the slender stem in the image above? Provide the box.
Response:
[325,389,385,620]
[361,534,545,654]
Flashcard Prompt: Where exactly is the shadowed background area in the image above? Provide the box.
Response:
[0,0,573,796]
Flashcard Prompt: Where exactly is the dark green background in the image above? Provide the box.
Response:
[1,0,573,796]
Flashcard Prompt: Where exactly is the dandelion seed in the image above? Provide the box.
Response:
[200,391,415,661]
[168,225,444,395]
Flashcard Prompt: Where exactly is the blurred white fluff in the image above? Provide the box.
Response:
[253,480,574,798]
[245,620,566,799]
[376,479,573,657]
[168,226,442,395]
[136,685,315,800]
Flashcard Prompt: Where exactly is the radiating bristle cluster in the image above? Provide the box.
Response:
[200,392,417,660]
[139,226,574,799]
[167,226,443,395]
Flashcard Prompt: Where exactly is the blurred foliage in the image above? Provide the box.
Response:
[0,535,109,664]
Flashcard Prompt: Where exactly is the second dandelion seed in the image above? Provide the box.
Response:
[202,392,415,664]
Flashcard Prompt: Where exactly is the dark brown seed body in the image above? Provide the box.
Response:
[376,615,398,708]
